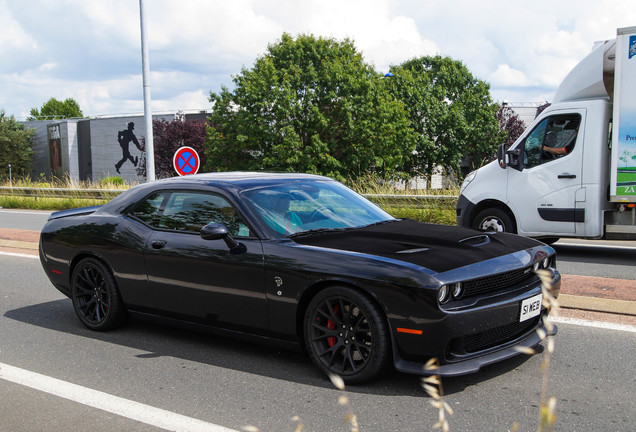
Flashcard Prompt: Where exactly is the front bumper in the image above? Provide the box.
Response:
[389,263,560,377]
[392,314,556,376]
[456,193,476,227]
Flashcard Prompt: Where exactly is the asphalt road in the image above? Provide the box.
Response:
[553,240,636,280]
[0,256,635,432]
[0,209,52,231]
[0,209,635,431]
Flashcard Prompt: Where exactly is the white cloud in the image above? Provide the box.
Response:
[489,65,533,88]
[2,0,636,118]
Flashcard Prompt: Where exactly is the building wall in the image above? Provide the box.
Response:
[65,120,80,181]
[23,113,178,183]
[88,114,175,182]
[504,102,546,127]
[23,120,60,180]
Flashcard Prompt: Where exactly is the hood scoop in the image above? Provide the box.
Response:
[459,234,491,247]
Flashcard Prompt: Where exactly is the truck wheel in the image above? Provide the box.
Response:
[472,208,516,233]
[539,237,560,245]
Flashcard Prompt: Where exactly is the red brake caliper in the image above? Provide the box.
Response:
[326,305,339,347]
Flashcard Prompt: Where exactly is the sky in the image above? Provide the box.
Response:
[1,0,634,120]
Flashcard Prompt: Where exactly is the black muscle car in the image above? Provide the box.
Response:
[39,172,560,383]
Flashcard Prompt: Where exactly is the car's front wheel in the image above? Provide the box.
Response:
[304,286,390,384]
[71,257,126,331]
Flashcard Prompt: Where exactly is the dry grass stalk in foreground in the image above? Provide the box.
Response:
[421,358,453,432]
[514,269,560,432]
[328,374,360,432]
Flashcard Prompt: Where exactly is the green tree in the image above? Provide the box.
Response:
[496,104,527,150]
[0,111,35,181]
[205,33,415,180]
[28,97,83,120]
[386,56,504,177]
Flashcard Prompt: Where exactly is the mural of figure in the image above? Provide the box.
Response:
[115,122,142,174]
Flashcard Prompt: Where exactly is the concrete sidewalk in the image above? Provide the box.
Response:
[3,227,635,319]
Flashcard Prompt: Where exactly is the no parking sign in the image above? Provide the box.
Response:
[173,146,200,176]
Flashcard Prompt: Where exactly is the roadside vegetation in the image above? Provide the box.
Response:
[0,175,458,223]
[0,177,130,211]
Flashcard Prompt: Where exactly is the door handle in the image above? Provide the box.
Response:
[558,173,576,179]
[151,240,167,249]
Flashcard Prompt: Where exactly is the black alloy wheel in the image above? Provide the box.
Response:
[71,258,126,331]
[304,286,390,384]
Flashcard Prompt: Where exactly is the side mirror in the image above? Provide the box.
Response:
[506,147,523,171]
[496,143,507,168]
[200,223,243,251]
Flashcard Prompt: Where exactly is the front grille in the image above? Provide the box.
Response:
[462,267,538,298]
[446,316,541,357]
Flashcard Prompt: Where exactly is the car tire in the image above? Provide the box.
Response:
[472,208,516,233]
[71,257,126,331]
[304,286,390,384]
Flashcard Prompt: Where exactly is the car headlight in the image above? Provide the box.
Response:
[451,282,463,298]
[438,285,450,304]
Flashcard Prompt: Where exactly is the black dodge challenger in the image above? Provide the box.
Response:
[39,172,560,383]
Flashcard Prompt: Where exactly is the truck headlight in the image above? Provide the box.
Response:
[460,171,477,194]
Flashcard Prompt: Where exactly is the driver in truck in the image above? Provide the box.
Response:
[542,119,579,156]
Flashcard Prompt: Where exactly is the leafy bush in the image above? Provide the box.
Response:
[100,176,125,187]
[0,111,34,182]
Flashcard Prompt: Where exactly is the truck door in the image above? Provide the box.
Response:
[507,110,585,236]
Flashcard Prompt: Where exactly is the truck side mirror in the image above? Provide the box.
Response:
[505,147,523,171]
[497,144,507,168]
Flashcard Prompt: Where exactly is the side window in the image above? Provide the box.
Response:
[129,192,167,227]
[523,114,581,168]
[159,192,252,237]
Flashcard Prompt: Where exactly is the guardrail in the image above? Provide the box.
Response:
[0,187,458,205]
[0,186,124,200]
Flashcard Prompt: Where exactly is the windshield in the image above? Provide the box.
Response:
[242,180,394,236]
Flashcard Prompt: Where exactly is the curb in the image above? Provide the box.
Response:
[558,294,636,316]
[0,239,38,250]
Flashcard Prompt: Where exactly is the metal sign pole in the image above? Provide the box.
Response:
[139,0,155,181]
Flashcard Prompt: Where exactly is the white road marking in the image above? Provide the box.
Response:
[556,242,636,251]
[0,362,240,432]
[0,209,52,215]
[0,251,38,259]
[552,316,636,333]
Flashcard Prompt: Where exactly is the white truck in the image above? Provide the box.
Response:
[457,26,636,242]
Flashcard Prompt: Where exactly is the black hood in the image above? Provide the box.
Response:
[291,219,541,273]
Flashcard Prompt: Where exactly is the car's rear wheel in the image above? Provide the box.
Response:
[71,257,126,331]
[304,286,390,384]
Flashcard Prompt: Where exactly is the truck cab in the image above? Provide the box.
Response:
[458,27,636,241]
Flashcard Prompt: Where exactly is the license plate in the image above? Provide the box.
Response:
[520,293,543,322]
